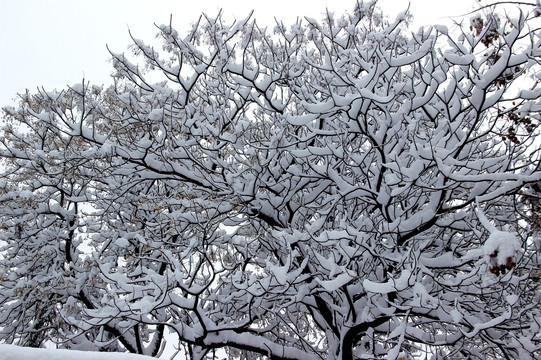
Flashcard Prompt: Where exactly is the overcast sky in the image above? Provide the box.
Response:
[0,0,480,108]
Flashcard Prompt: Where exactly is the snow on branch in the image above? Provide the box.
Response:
[1,1,541,359]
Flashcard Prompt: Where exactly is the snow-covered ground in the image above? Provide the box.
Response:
[0,344,161,360]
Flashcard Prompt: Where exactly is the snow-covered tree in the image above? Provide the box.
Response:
[1,1,541,359]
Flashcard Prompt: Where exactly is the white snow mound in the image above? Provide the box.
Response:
[0,344,159,360]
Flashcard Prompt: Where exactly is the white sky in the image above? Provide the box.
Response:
[0,0,479,107]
